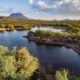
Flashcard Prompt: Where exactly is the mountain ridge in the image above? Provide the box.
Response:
[9,13,29,20]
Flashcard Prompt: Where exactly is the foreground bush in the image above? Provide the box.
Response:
[55,69,80,80]
[0,46,39,80]
[55,69,69,80]
[0,46,80,80]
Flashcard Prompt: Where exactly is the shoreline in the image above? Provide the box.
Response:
[24,36,80,55]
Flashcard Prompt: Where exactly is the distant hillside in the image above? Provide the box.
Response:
[9,13,29,20]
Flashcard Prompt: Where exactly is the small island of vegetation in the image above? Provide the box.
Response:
[26,27,80,54]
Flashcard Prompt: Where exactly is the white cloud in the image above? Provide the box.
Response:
[29,0,80,9]
[37,1,48,9]
[64,0,72,3]
[28,0,34,4]
[52,1,64,8]
[51,0,80,10]
[61,0,80,9]
[52,5,57,8]
[36,0,71,9]
[72,0,80,10]
[37,0,59,9]
[29,0,80,16]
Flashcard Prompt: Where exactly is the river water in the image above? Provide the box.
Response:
[0,30,80,75]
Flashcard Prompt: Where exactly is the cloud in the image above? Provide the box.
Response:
[37,1,48,9]
[28,0,34,4]
[28,0,80,16]
[72,0,80,10]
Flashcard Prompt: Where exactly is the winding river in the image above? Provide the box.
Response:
[0,29,80,75]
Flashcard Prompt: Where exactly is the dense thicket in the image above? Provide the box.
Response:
[0,46,39,80]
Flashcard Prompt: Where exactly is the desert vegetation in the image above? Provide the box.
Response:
[0,46,80,80]
[0,46,39,80]
[26,21,80,55]
[0,19,80,33]
[27,29,80,44]
[0,19,80,80]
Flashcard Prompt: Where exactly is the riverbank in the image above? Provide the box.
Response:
[24,36,80,55]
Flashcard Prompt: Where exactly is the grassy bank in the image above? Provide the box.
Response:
[26,30,80,54]
[0,19,80,33]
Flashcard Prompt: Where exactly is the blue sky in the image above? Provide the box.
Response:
[0,0,80,20]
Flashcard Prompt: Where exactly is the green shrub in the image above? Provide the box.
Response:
[0,46,9,55]
[55,69,69,80]
[0,46,39,80]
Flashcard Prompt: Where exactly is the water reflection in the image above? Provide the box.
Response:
[31,27,65,32]
[0,31,80,75]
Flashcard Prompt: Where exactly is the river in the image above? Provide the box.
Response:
[0,30,80,75]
